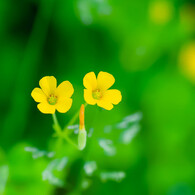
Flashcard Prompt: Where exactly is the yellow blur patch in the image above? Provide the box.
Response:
[149,1,173,25]
[179,43,195,83]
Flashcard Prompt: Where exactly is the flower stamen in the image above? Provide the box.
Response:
[48,94,57,105]
[92,89,102,100]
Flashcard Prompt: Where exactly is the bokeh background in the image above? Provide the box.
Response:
[0,0,195,194]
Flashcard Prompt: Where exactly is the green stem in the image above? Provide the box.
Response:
[52,113,60,128]
[62,103,88,134]
[52,113,79,149]
[52,113,62,135]
[52,103,88,149]
[62,135,79,149]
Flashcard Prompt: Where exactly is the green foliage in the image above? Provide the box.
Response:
[0,0,195,194]
[0,166,9,194]
[42,157,68,187]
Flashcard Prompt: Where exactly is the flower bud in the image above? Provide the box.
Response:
[78,104,87,150]
[79,104,85,130]
[78,129,87,150]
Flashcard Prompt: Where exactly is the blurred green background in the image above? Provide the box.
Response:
[1,0,195,194]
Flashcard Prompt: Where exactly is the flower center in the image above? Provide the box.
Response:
[48,94,57,105]
[92,89,102,100]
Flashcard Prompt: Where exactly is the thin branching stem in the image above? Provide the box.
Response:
[63,103,88,134]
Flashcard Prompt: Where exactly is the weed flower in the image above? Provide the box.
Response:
[31,76,74,114]
[83,71,122,110]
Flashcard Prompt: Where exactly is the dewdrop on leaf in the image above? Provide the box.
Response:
[78,104,87,150]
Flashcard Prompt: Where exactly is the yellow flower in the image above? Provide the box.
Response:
[83,71,122,110]
[31,76,74,114]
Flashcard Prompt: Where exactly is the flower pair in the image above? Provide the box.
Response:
[31,71,122,114]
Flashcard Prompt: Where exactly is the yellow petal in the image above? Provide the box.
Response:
[83,72,97,90]
[39,76,57,96]
[31,88,47,102]
[97,89,122,110]
[103,89,122,105]
[56,98,72,113]
[97,71,115,91]
[97,100,113,110]
[55,81,74,98]
[84,89,97,105]
[37,102,55,114]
